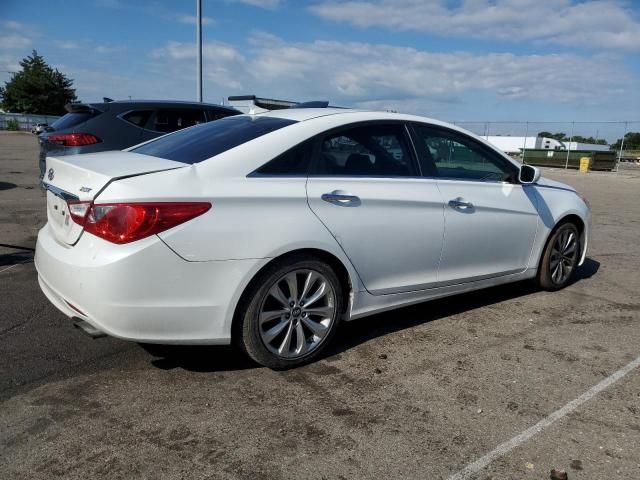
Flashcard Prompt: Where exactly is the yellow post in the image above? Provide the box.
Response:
[579,156,590,173]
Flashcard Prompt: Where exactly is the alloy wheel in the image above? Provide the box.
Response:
[549,228,578,285]
[258,269,336,359]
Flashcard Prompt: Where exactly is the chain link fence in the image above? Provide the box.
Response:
[450,120,640,167]
[0,113,61,131]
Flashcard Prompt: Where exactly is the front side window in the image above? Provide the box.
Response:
[311,123,416,177]
[131,115,297,164]
[412,124,518,182]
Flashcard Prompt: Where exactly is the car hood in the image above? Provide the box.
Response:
[536,176,576,193]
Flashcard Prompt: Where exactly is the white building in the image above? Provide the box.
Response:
[487,136,609,155]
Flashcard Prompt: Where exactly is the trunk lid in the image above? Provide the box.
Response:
[43,151,186,245]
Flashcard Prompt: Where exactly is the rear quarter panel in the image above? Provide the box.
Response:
[98,166,361,284]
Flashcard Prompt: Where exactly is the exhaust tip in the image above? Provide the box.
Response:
[73,319,106,339]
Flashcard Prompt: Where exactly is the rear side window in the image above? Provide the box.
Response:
[254,142,310,175]
[151,109,206,133]
[131,115,297,164]
[51,112,99,131]
[311,123,417,177]
[121,110,152,128]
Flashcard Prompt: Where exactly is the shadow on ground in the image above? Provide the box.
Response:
[0,250,34,267]
[141,344,256,372]
[141,258,599,373]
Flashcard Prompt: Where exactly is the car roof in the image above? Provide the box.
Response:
[256,107,355,121]
[256,107,464,132]
[109,99,231,107]
[247,107,521,169]
[81,100,240,113]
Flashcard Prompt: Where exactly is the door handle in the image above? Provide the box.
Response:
[321,190,360,206]
[448,197,473,209]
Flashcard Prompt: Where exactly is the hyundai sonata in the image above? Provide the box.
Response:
[36,108,591,368]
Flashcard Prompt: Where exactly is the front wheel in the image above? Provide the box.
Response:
[235,256,344,369]
[536,222,581,291]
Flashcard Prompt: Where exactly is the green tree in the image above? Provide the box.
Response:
[610,132,640,151]
[537,131,568,141]
[0,50,77,115]
[572,135,606,144]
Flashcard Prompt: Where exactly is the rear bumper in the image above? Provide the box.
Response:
[35,224,268,344]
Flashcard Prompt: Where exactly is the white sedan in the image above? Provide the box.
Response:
[36,108,591,368]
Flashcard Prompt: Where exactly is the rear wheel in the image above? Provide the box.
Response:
[536,222,580,291]
[235,255,343,369]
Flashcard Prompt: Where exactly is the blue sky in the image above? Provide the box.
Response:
[1,0,639,139]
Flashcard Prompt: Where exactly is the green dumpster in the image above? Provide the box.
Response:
[522,149,616,171]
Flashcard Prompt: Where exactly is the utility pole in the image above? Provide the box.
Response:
[617,121,628,172]
[522,121,529,164]
[565,121,574,169]
[196,0,203,102]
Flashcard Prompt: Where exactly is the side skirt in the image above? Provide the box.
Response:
[347,268,537,321]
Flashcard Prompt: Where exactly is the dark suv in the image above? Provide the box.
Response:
[39,100,240,178]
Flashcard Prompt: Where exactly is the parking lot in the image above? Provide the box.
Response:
[1,130,639,479]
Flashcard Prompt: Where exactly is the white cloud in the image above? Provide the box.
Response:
[310,0,640,50]
[0,34,31,51]
[93,0,124,8]
[146,34,633,109]
[150,41,246,89]
[232,0,281,9]
[95,45,123,54]
[54,40,81,50]
[151,41,244,63]
[175,14,215,25]
[0,53,22,77]
[0,21,34,51]
[2,20,25,30]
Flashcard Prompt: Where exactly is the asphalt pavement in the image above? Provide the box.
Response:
[1,131,639,480]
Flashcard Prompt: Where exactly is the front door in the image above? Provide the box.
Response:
[410,123,539,285]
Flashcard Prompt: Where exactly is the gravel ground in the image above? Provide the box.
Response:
[1,132,639,480]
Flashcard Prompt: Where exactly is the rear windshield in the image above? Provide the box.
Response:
[51,111,99,131]
[130,115,297,164]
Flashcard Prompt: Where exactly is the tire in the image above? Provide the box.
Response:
[234,255,344,369]
[536,222,581,291]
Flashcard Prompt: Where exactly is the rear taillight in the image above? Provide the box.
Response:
[67,201,211,244]
[67,201,92,224]
[48,133,101,146]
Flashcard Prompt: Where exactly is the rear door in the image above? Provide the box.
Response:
[410,123,539,285]
[306,122,445,295]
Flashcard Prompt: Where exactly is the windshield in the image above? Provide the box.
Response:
[131,115,297,164]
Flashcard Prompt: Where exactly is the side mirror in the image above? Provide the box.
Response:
[519,164,540,184]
